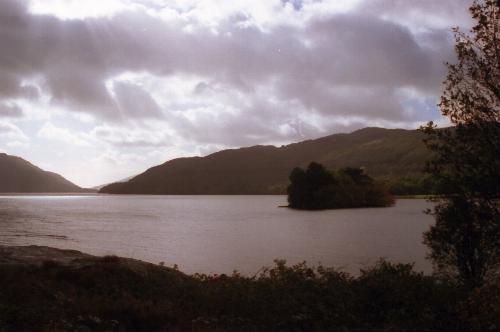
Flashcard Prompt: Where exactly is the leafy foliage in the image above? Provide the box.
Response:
[421,0,500,288]
[0,255,486,331]
[287,162,394,210]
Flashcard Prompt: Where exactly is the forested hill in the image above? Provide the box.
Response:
[0,153,86,193]
[100,127,431,195]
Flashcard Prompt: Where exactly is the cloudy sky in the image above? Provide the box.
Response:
[0,0,472,187]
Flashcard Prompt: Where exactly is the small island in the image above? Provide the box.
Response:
[287,162,394,210]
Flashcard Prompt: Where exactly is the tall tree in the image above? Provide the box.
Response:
[422,0,500,288]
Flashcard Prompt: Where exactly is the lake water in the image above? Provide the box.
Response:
[0,195,434,275]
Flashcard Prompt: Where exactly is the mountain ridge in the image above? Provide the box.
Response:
[100,127,431,195]
[0,153,88,193]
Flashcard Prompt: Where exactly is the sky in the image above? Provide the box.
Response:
[0,0,473,187]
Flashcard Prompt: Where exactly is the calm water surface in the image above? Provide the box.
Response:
[0,195,434,275]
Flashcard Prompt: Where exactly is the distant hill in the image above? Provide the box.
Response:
[0,153,87,193]
[92,176,135,191]
[100,127,431,195]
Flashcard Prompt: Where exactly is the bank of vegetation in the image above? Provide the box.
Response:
[382,174,438,196]
[1,248,499,332]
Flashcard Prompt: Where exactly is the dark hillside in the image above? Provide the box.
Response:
[101,128,430,194]
[0,153,85,193]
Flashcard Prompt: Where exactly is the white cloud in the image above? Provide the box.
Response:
[6,140,29,148]
[90,124,172,147]
[28,0,131,20]
[0,121,30,151]
[37,122,92,146]
[0,0,471,186]
[0,121,28,140]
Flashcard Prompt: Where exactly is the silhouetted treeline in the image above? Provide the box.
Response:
[287,163,394,210]
[382,174,438,196]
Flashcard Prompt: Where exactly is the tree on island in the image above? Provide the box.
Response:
[287,162,394,210]
[421,0,500,288]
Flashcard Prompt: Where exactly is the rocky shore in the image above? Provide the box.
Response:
[0,245,175,274]
[0,246,93,266]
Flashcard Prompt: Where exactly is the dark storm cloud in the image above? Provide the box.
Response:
[0,0,469,147]
[0,104,23,118]
[112,81,164,119]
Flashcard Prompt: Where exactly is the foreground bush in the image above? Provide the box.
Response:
[1,254,498,331]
